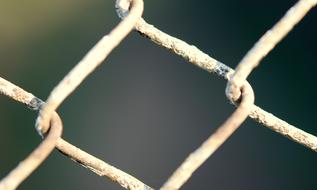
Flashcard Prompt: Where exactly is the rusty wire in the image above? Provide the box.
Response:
[1,0,317,190]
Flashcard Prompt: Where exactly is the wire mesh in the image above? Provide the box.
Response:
[0,0,316,189]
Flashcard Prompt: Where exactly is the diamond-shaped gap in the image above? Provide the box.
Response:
[50,28,237,189]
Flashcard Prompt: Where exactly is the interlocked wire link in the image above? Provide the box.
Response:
[1,0,151,189]
[0,76,153,190]
[117,1,317,153]
[0,110,62,190]
[0,78,63,190]
[226,0,317,103]
[0,0,317,190]
[36,0,144,136]
[117,0,317,189]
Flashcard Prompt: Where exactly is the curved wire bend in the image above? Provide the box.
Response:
[0,0,316,190]
[36,0,144,136]
[115,1,317,152]
[0,112,63,190]
[1,0,146,189]
[116,0,317,189]
[0,76,153,190]
[226,0,317,103]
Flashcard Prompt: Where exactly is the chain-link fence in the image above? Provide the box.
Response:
[1,0,316,189]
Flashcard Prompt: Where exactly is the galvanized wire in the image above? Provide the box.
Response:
[0,0,316,189]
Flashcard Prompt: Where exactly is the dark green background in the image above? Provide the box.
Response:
[0,0,316,189]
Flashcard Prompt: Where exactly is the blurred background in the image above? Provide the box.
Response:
[0,0,316,189]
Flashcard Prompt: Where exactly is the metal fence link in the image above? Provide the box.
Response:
[0,0,316,189]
